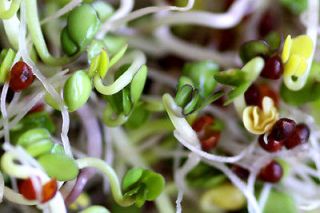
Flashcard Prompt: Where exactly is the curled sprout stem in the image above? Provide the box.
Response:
[0,0,21,19]
[76,157,135,207]
[94,50,146,95]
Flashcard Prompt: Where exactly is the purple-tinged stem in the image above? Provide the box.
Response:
[65,104,102,204]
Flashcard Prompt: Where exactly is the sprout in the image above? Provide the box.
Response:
[215,57,265,105]
[76,158,165,207]
[122,168,165,207]
[174,61,221,115]
[102,64,148,127]
[15,128,79,181]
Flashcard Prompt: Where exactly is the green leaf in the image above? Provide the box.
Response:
[214,69,245,86]
[122,168,165,206]
[38,153,79,181]
[280,81,320,106]
[223,57,264,105]
[264,32,282,51]
[63,70,92,112]
[122,168,144,191]
[224,82,250,105]
[240,40,270,63]
[263,190,297,213]
[183,91,200,115]
[92,1,114,21]
[25,139,54,157]
[19,112,55,133]
[122,88,132,115]
[280,0,308,14]
[61,4,100,56]
[0,49,15,83]
[109,45,128,68]
[182,61,219,97]
[175,84,194,108]
[177,76,194,89]
[130,65,148,104]
[142,171,165,200]
[17,128,51,147]
[50,144,65,155]
[103,35,127,56]
[125,105,150,129]
[87,40,105,62]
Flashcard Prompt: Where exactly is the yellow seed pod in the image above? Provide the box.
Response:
[243,97,279,135]
[200,183,246,212]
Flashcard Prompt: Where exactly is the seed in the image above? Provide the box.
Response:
[200,132,220,151]
[261,55,284,80]
[231,165,250,180]
[41,179,58,203]
[9,61,35,92]
[18,177,41,200]
[284,123,310,149]
[259,160,283,183]
[258,134,283,152]
[270,118,296,141]
[192,115,214,132]
[244,84,262,107]
[259,84,279,107]
[28,102,45,114]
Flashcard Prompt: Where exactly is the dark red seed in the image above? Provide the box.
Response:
[258,134,283,152]
[261,55,284,80]
[9,61,35,92]
[232,165,250,180]
[200,132,220,151]
[259,160,283,183]
[284,123,310,149]
[244,84,262,107]
[270,118,296,141]
[192,115,214,132]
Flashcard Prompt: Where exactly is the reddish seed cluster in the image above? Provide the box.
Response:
[18,177,58,203]
[258,118,310,152]
[9,61,35,92]
[232,161,283,183]
[258,160,283,183]
[192,115,221,151]
[244,83,279,108]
